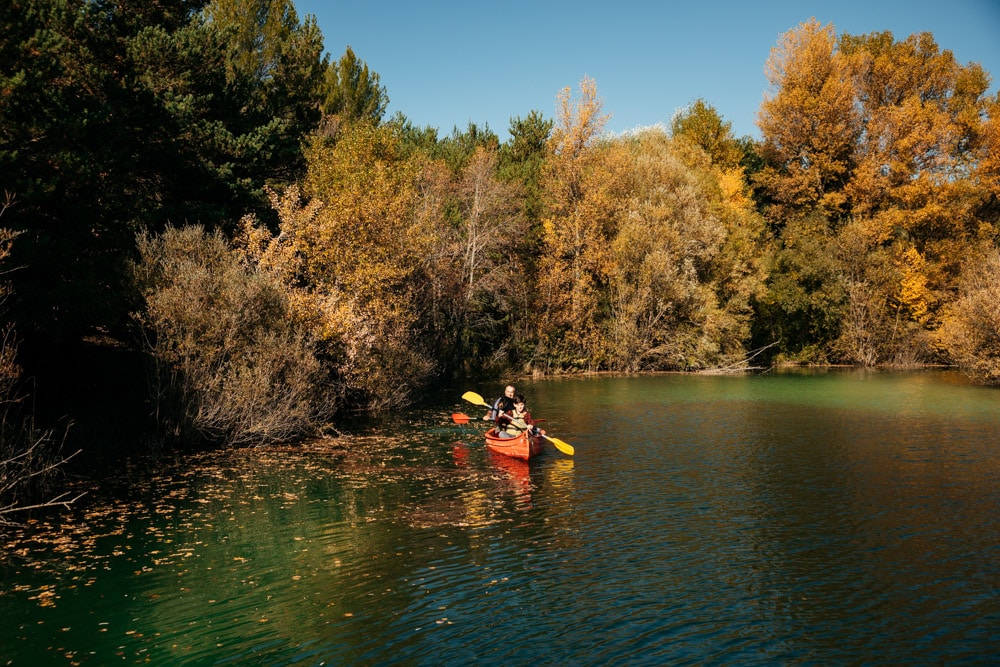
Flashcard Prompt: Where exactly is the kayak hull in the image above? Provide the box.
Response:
[484,428,545,461]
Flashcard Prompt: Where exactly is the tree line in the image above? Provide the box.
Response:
[2,2,999,491]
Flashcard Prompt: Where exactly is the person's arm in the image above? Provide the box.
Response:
[521,411,539,434]
[507,411,530,431]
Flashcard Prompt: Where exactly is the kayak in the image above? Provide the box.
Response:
[485,427,545,461]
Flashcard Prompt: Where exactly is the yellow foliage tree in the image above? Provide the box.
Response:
[976,93,1000,209]
[834,30,995,363]
[896,245,935,325]
[756,22,997,367]
[299,123,425,293]
[607,130,765,370]
[671,98,744,170]
[534,78,630,369]
[237,122,434,409]
[842,31,990,231]
[756,18,860,218]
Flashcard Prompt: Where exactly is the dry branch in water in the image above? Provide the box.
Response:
[0,424,84,525]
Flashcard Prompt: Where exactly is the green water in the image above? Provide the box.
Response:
[1,370,998,664]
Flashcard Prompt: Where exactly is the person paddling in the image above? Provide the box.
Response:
[484,384,516,421]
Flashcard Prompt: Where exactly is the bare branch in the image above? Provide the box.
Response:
[0,491,87,521]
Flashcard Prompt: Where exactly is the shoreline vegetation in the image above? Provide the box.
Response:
[519,360,954,379]
[1,3,999,518]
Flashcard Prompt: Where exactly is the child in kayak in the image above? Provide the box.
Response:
[496,393,538,439]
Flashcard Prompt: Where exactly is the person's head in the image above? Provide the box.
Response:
[504,385,516,398]
[514,393,526,410]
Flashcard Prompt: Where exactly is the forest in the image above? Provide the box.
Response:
[2,2,999,513]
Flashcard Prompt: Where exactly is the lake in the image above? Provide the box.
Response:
[1,370,998,664]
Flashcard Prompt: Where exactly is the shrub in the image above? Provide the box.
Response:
[936,248,1000,384]
[133,225,334,446]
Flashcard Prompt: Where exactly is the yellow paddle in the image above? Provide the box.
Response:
[461,391,575,456]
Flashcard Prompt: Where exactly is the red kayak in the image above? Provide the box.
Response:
[484,427,545,461]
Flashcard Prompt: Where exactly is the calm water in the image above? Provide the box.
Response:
[2,370,999,665]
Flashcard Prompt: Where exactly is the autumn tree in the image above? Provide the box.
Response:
[413,145,528,373]
[238,122,434,410]
[454,147,524,314]
[671,99,743,170]
[827,220,915,365]
[133,225,332,445]
[608,130,765,370]
[534,78,630,370]
[754,21,884,362]
[750,20,860,361]
[756,18,860,220]
[831,31,993,364]
[975,93,1000,221]
[841,31,991,245]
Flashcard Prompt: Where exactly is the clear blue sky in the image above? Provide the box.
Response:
[295,0,1000,141]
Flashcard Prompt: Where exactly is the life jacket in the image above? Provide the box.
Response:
[498,408,531,435]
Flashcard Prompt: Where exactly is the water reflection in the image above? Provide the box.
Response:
[487,451,533,507]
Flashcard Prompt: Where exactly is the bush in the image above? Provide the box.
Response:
[936,248,1000,384]
[133,225,334,446]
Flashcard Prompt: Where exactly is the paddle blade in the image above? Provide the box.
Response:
[461,391,490,408]
[451,413,471,424]
[543,434,574,456]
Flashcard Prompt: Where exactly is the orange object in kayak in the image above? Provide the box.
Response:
[484,427,545,460]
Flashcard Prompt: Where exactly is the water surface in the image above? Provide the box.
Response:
[2,370,998,664]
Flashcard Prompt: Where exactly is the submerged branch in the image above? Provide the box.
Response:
[0,491,87,519]
[698,341,780,374]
